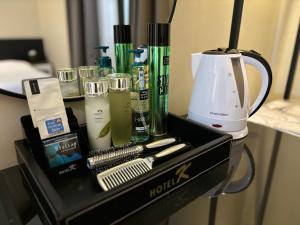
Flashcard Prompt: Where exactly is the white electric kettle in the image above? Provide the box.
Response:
[188,48,272,139]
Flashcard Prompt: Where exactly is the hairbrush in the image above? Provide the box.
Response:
[87,137,178,170]
[96,143,191,191]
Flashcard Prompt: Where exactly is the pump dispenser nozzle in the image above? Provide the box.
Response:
[128,49,144,64]
[95,46,109,54]
[94,46,114,77]
[95,46,112,68]
[129,49,143,57]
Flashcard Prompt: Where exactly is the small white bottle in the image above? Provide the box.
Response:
[85,79,111,150]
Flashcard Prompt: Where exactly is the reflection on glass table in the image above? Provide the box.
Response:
[206,139,255,197]
[169,122,300,225]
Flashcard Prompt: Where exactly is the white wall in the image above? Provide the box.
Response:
[36,0,71,69]
[271,0,300,101]
[0,0,71,70]
[0,0,40,38]
[239,0,282,104]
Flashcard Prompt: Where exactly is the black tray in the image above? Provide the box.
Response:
[16,113,232,225]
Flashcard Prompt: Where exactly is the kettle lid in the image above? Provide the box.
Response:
[203,48,239,55]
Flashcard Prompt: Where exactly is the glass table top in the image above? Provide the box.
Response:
[1,122,299,225]
[169,122,300,225]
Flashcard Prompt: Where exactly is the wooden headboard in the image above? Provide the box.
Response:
[0,39,46,63]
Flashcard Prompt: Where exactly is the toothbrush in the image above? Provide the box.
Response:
[87,137,178,170]
[96,143,190,191]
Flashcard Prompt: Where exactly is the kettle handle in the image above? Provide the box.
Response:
[241,50,272,117]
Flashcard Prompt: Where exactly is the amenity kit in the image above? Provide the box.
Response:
[17,23,272,225]
[21,23,188,184]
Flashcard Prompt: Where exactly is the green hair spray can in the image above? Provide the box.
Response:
[113,25,133,73]
[148,23,170,136]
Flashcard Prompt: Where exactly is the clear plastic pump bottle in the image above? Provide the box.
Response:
[129,49,149,142]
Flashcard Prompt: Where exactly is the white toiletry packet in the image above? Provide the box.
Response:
[23,78,70,140]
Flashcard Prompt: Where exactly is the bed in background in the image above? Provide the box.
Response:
[0,39,53,98]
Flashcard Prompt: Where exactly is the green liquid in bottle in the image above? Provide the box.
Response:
[109,90,132,146]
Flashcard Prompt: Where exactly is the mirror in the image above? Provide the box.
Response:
[0,0,177,101]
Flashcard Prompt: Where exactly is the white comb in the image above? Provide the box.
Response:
[97,143,187,191]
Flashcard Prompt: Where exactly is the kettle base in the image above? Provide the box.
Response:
[227,127,248,140]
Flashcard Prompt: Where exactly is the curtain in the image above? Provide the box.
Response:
[66,0,175,67]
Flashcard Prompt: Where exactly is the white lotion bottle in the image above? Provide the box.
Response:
[85,79,111,150]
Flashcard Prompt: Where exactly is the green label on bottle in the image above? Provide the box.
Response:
[99,121,111,138]
[158,75,168,95]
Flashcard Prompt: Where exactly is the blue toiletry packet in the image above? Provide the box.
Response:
[43,133,82,168]
[46,118,64,135]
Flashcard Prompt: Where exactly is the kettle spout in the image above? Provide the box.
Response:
[191,53,202,79]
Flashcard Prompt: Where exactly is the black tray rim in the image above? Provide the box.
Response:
[16,113,232,223]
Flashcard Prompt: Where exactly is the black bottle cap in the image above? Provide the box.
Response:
[148,23,170,46]
[114,25,131,44]
[202,48,240,55]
